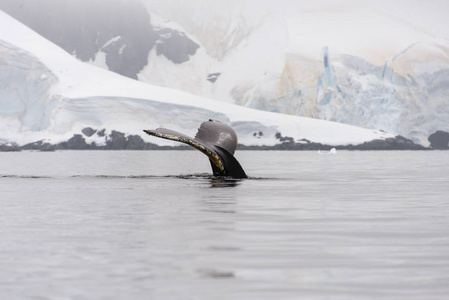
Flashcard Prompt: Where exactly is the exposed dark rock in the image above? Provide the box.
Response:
[207,73,222,83]
[21,140,56,151]
[6,129,428,152]
[125,135,156,150]
[57,134,91,150]
[238,135,427,151]
[0,0,202,77]
[155,28,199,64]
[105,130,127,150]
[0,0,169,79]
[13,129,190,151]
[275,132,294,143]
[253,131,264,139]
[97,129,106,137]
[82,127,97,137]
[0,144,21,152]
[348,136,427,150]
[428,131,449,149]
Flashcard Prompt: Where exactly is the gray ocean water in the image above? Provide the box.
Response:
[0,150,448,300]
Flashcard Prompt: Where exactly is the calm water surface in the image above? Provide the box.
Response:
[0,150,448,300]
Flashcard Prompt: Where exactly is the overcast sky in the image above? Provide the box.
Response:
[142,0,449,39]
[369,0,449,38]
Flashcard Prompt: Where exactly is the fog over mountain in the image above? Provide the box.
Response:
[1,0,448,148]
[0,0,199,79]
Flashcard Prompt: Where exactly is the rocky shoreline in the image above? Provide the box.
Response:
[0,128,440,152]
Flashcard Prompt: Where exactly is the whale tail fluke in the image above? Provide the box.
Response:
[144,120,247,179]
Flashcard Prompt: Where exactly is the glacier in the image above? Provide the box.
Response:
[139,1,449,147]
[0,9,419,151]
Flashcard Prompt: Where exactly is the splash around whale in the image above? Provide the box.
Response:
[144,120,247,179]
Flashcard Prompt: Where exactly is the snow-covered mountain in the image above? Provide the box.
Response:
[1,9,419,151]
[1,0,448,147]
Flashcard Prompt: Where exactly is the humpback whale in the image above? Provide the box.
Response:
[144,120,247,179]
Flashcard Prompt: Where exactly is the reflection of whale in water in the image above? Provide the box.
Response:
[144,120,247,179]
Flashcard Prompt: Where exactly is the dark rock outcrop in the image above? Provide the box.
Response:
[0,0,200,79]
[81,127,96,137]
[17,128,191,151]
[0,144,20,152]
[155,28,199,64]
[346,136,427,150]
[2,128,428,152]
[207,73,222,83]
[0,0,156,79]
[20,140,56,151]
[428,131,449,149]
[238,135,427,151]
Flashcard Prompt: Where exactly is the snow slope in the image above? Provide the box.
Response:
[0,10,396,148]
